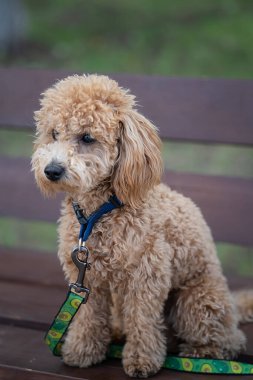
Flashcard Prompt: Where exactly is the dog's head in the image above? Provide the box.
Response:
[32,74,163,207]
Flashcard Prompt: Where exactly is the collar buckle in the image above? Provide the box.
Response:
[72,202,88,225]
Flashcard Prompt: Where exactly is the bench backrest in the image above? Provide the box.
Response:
[0,68,252,246]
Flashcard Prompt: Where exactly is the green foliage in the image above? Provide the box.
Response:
[5,0,252,78]
[0,129,33,157]
[162,141,253,178]
[217,243,253,276]
[0,217,57,252]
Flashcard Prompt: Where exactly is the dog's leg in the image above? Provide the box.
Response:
[122,262,170,378]
[110,290,125,340]
[170,275,246,359]
[62,288,111,368]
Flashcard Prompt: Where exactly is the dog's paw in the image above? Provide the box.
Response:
[122,343,164,378]
[62,339,107,368]
[123,361,159,378]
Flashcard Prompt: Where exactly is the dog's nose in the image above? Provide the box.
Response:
[44,163,65,181]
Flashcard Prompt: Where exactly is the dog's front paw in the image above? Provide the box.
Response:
[122,342,164,378]
[62,338,107,368]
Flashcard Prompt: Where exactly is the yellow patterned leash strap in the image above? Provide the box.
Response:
[45,244,90,356]
[45,295,253,374]
[108,345,253,375]
[45,291,85,356]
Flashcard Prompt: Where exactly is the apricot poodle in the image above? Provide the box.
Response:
[32,74,253,378]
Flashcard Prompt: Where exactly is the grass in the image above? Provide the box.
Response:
[217,243,253,277]
[1,0,253,79]
[0,129,33,157]
[162,141,253,178]
[0,217,57,253]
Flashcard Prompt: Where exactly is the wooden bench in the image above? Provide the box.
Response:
[0,67,253,380]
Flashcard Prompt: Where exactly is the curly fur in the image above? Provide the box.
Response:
[32,74,253,378]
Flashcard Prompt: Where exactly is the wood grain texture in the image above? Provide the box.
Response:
[1,156,252,245]
[1,68,253,145]
[2,324,252,380]
[0,280,64,328]
[2,247,252,290]
[0,365,80,380]
[0,246,64,286]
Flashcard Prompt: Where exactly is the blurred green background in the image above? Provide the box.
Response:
[2,0,253,78]
[0,0,253,276]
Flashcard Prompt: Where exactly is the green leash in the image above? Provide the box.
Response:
[45,290,253,375]
[45,290,84,356]
[108,345,253,375]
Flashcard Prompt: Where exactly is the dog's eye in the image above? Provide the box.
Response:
[52,129,59,141]
[81,133,96,144]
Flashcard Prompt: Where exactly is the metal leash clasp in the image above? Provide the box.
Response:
[69,245,91,303]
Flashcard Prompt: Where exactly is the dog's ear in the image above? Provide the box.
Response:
[113,110,163,208]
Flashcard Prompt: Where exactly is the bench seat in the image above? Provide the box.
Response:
[1,246,253,380]
[0,68,253,379]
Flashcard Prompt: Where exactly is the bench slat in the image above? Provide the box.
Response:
[1,68,253,145]
[1,67,253,380]
[1,248,253,379]
[0,156,62,222]
[1,156,252,245]
[0,246,64,287]
[1,324,252,380]
[1,248,252,329]
[1,248,252,290]
[0,280,64,328]
[0,365,79,380]
[2,275,252,329]
[0,325,125,380]
[163,171,253,246]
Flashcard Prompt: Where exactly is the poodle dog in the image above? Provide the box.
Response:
[32,74,253,378]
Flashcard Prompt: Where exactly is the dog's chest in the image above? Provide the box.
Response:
[60,202,146,287]
[86,219,144,287]
[86,236,127,287]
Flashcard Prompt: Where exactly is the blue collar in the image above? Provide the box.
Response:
[72,195,123,246]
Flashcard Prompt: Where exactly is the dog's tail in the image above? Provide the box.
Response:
[233,290,253,323]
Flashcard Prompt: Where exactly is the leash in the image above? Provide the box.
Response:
[108,345,253,375]
[45,195,123,355]
[45,195,253,375]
